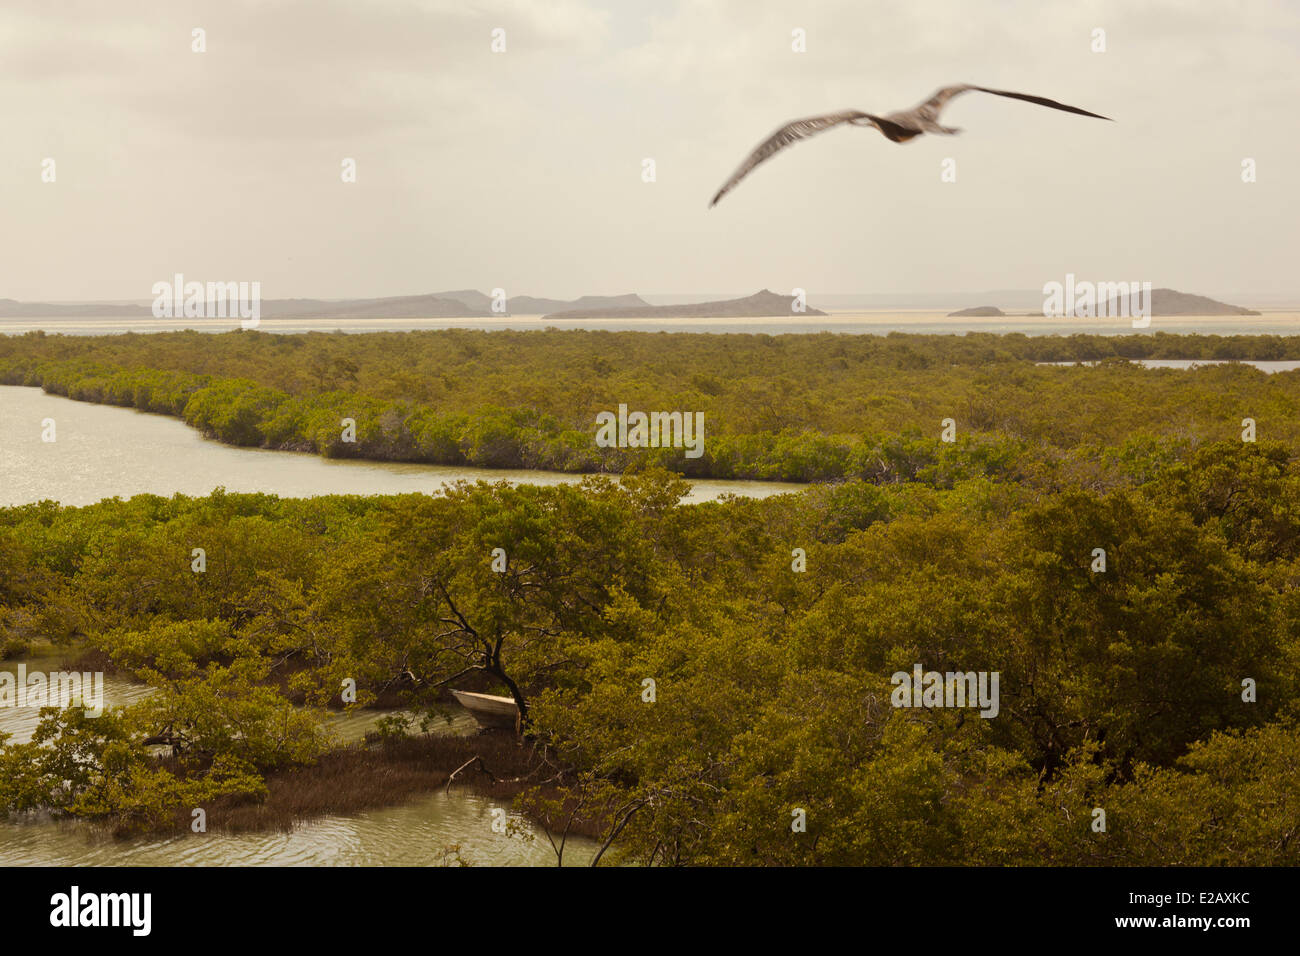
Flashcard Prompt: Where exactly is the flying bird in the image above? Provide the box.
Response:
[709,84,1111,207]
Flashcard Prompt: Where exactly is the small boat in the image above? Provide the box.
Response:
[450,689,520,730]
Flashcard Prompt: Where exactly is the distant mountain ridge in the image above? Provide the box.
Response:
[545,289,826,319]
[0,287,1267,319]
[0,291,652,319]
[0,298,153,317]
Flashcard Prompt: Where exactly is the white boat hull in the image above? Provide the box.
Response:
[451,689,520,730]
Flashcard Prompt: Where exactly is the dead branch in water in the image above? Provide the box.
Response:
[446,755,498,790]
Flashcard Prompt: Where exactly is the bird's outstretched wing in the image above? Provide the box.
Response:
[709,110,872,207]
[904,84,974,124]
[911,84,1113,124]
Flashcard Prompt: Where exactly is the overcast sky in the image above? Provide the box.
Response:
[3,0,1297,301]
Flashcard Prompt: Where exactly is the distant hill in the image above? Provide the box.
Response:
[496,293,649,314]
[1116,288,1260,316]
[951,289,1259,319]
[430,289,494,310]
[545,289,826,319]
[261,295,487,318]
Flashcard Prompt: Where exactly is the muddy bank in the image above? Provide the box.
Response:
[138,731,605,843]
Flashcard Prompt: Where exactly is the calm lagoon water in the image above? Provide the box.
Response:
[1040,359,1300,372]
[0,789,592,867]
[0,386,800,508]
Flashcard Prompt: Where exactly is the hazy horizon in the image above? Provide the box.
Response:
[6,288,1299,312]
